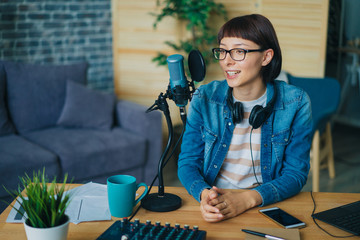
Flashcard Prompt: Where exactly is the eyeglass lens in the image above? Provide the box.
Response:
[214,49,245,61]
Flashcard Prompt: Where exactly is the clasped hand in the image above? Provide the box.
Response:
[200,186,262,222]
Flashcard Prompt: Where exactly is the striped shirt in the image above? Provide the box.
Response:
[214,91,267,189]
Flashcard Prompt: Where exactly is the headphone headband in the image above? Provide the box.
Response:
[227,84,277,128]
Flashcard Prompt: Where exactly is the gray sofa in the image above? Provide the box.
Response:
[0,61,162,212]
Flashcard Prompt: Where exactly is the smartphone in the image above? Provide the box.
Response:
[259,207,306,229]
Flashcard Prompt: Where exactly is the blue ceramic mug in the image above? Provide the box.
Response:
[107,175,148,218]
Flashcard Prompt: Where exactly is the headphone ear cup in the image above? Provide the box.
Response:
[249,105,266,129]
[233,102,244,124]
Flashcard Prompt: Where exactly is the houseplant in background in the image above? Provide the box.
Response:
[4,169,71,240]
[151,0,228,76]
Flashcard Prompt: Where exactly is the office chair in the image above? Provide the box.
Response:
[287,73,341,192]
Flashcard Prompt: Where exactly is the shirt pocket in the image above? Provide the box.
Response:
[271,128,292,162]
[200,126,217,160]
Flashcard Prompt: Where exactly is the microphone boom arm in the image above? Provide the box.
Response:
[152,92,173,196]
[141,91,182,212]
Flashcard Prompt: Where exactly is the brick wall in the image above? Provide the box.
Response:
[0,0,113,91]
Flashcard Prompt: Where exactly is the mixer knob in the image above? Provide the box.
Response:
[134,219,140,228]
[121,234,129,240]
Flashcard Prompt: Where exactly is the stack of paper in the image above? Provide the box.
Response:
[65,182,111,224]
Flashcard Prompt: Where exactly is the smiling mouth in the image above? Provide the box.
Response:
[226,71,240,76]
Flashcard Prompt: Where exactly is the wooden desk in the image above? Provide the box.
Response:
[0,186,359,239]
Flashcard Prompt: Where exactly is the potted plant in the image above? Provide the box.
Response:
[151,0,228,76]
[4,169,71,240]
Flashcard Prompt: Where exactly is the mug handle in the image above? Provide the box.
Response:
[134,183,149,205]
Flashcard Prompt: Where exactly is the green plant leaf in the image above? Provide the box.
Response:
[150,0,228,77]
[2,169,72,228]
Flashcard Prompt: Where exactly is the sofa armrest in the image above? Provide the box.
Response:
[115,100,162,184]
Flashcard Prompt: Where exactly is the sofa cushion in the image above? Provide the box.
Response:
[22,127,147,181]
[4,61,87,133]
[57,81,115,130]
[0,135,60,198]
[0,62,16,136]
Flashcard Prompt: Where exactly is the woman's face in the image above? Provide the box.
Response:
[219,37,272,92]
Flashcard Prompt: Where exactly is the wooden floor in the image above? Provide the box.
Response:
[164,122,360,193]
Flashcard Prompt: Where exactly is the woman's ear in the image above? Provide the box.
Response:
[262,49,274,66]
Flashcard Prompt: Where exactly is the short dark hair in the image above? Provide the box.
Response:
[217,14,282,83]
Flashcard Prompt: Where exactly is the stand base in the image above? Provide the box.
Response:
[141,193,182,212]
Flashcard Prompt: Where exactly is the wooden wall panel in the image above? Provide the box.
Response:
[112,0,182,126]
[260,0,329,77]
[112,0,329,124]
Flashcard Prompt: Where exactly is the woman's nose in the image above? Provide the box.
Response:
[224,53,235,65]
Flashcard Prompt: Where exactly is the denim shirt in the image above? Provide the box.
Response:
[178,80,312,206]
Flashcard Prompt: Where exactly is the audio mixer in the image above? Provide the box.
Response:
[97,218,207,240]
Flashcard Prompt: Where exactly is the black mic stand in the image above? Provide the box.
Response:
[141,92,182,212]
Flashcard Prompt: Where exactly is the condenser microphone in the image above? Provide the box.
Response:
[167,54,190,108]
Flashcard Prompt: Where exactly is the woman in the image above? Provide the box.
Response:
[177,14,313,222]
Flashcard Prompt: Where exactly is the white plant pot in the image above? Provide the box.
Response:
[23,215,70,240]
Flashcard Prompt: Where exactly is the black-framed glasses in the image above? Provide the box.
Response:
[212,48,266,61]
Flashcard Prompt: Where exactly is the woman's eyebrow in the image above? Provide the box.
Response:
[219,43,250,47]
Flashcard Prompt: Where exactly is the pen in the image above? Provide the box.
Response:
[241,229,287,240]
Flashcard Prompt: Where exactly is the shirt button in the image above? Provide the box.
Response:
[272,135,274,138]
[214,165,218,168]
[223,144,227,148]
[228,122,231,126]
[264,166,267,170]
[264,144,268,147]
